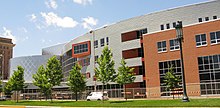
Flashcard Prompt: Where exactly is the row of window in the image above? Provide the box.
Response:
[157,30,220,53]
[158,54,220,96]
[94,37,109,48]
[198,16,218,22]
[198,54,220,95]
[73,43,88,54]
[198,54,220,94]
[160,21,182,30]
[196,30,220,47]
[0,46,9,49]
[78,58,90,67]
[157,38,180,52]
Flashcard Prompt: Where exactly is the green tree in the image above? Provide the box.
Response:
[116,59,135,101]
[3,80,13,97]
[10,66,25,103]
[45,56,63,102]
[67,63,86,101]
[95,46,115,101]
[33,65,51,101]
[163,65,181,99]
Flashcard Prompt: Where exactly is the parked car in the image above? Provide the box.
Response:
[86,91,109,101]
[0,96,6,101]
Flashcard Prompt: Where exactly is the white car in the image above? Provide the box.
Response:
[86,92,109,101]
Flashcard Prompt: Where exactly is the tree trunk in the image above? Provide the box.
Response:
[16,91,18,103]
[124,85,127,101]
[102,83,104,103]
[40,92,42,101]
[75,91,78,101]
[50,89,53,102]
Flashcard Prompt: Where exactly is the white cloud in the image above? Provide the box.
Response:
[20,27,28,33]
[41,39,52,44]
[73,0,92,5]
[82,16,98,30]
[20,36,29,42]
[45,0,58,9]
[30,14,37,22]
[0,27,17,43]
[40,12,78,28]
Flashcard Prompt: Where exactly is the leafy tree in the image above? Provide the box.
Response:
[95,46,115,101]
[163,65,181,99]
[116,59,135,101]
[45,56,63,102]
[10,66,25,102]
[3,80,13,97]
[33,65,51,101]
[67,63,86,101]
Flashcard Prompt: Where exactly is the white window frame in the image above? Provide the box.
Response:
[169,38,180,51]
[195,34,207,47]
[157,41,167,53]
[210,31,220,45]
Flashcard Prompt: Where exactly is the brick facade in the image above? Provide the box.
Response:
[143,20,220,97]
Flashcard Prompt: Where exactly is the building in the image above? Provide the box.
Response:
[9,0,220,99]
[144,20,220,98]
[9,55,54,83]
[0,37,15,80]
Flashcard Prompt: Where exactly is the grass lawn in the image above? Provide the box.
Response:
[0,98,220,107]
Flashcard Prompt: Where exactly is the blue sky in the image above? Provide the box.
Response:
[0,0,208,57]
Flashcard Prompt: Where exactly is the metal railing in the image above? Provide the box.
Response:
[19,82,220,100]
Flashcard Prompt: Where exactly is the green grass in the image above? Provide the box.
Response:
[0,98,220,107]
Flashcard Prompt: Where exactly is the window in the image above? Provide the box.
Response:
[205,17,209,21]
[213,16,217,19]
[74,43,88,54]
[169,39,179,51]
[157,41,166,52]
[173,22,176,28]
[100,38,104,47]
[166,23,170,29]
[159,59,182,96]
[95,55,99,63]
[195,34,207,47]
[106,37,109,45]
[198,54,220,95]
[140,28,148,35]
[94,40,98,48]
[138,28,148,38]
[160,25,164,30]
[210,31,220,44]
[198,18,202,22]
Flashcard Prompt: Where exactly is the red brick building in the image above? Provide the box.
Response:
[143,20,220,97]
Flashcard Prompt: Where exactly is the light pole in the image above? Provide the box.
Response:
[175,21,189,102]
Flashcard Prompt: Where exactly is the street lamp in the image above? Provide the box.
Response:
[175,21,189,102]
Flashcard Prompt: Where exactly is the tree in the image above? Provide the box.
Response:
[95,46,115,102]
[33,65,51,101]
[3,80,13,97]
[10,66,25,103]
[163,65,181,99]
[45,56,63,102]
[116,59,135,101]
[67,63,86,101]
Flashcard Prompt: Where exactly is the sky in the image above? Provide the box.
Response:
[0,0,209,57]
